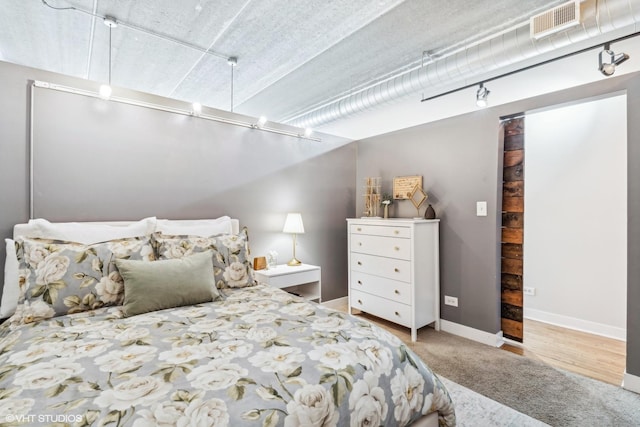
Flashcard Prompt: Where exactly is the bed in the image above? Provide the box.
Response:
[0,217,455,426]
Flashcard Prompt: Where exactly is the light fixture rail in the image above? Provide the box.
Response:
[30,80,321,142]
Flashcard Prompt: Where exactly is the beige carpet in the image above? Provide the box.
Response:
[350,311,640,427]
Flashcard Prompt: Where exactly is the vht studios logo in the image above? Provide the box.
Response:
[5,414,83,423]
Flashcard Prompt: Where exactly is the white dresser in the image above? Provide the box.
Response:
[347,218,440,341]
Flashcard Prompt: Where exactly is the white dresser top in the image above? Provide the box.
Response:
[347,218,439,226]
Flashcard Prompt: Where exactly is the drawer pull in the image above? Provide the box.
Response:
[358,242,362,246]
[394,230,399,234]
[394,246,400,251]
[357,227,362,231]
[394,289,400,294]
[357,280,362,285]
[358,299,362,305]
[394,268,399,273]
[358,261,362,266]
[394,311,400,316]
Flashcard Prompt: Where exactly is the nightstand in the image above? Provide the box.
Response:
[254,264,321,302]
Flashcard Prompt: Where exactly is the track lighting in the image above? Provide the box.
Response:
[191,102,202,116]
[476,83,490,108]
[598,43,629,76]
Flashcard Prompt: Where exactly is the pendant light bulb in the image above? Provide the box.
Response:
[99,84,112,100]
[99,15,117,100]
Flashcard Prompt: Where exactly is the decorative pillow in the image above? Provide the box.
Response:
[153,227,255,289]
[156,216,232,237]
[1,239,20,318]
[26,217,157,244]
[116,251,218,317]
[12,235,153,323]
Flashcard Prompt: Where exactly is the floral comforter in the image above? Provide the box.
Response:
[0,285,455,426]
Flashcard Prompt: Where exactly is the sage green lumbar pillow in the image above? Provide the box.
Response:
[116,251,218,317]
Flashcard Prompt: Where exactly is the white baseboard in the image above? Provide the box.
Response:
[623,372,640,394]
[321,296,348,310]
[440,319,504,347]
[524,308,626,341]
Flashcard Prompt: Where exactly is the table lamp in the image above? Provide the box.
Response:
[283,213,304,266]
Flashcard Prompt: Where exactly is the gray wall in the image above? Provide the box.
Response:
[0,60,356,302]
[357,72,640,377]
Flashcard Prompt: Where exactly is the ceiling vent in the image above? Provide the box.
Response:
[530,0,581,39]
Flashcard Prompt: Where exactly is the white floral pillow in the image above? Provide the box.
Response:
[12,236,153,323]
[153,227,255,289]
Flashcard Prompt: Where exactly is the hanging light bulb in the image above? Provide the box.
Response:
[99,16,117,100]
[99,84,112,99]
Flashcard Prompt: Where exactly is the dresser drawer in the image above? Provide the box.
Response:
[350,271,411,305]
[351,234,411,260]
[350,253,411,282]
[350,224,411,238]
[351,289,411,328]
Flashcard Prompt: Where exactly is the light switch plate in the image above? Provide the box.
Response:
[476,201,487,216]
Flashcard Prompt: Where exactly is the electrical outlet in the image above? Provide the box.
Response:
[476,201,487,216]
[444,296,458,307]
[523,287,536,296]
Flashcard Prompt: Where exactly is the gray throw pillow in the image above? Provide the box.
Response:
[116,251,218,317]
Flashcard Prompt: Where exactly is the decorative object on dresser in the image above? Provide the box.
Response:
[347,218,440,342]
[362,177,381,217]
[425,203,437,219]
[410,184,428,218]
[381,193,394,219]
[282,212,304,266]
[393,175,422,199]
[254,263,321,302]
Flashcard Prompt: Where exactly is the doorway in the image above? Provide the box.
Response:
[500,94,628,380]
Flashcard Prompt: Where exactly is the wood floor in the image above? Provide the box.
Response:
[502,318,626,386]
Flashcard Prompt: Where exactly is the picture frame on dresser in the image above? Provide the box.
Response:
[347,218,440,341]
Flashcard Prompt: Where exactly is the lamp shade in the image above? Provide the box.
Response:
[283,213,305,234]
